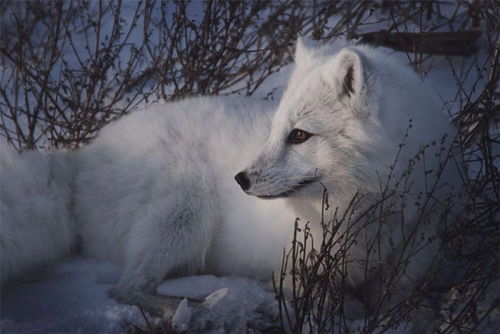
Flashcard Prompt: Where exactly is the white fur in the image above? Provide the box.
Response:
[0,96,295,313]
[241,39,458,317]
[0,145,75,285]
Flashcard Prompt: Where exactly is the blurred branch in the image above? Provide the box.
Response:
[355,30,482,56]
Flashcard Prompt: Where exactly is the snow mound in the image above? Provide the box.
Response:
[158,275,279,333]
[1,258,279,334]
[172,298,192,332]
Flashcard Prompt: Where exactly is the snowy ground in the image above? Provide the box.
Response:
[1,257,139,334]
[1,257,280,334]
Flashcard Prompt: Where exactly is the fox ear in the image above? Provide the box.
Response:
[294,37,315,70]
[334,48,366,98]
[331,47,374,116]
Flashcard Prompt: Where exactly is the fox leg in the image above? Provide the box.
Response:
[108,198,215,317]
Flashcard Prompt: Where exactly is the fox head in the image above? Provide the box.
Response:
[236,38,445,203]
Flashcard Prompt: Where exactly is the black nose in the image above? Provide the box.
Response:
[234,171,250,191]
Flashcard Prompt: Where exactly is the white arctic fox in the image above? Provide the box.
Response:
[1,39,456,325]
[1,97,294,314]
[237,39,458,319]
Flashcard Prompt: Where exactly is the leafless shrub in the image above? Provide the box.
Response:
[274,139,498,332]
[0,0,152,149]
[0,0,376,151]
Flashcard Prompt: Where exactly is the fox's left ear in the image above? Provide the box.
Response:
[330,48,374,116]
[294,37,316,72]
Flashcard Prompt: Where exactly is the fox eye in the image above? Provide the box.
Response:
[288,129,312,144]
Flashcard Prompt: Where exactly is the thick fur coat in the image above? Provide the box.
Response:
[1,97,294,314]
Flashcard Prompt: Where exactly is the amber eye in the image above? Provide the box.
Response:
[288,129,312,144]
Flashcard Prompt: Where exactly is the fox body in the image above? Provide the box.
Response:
[0,145,75,285]
[1,97,294,314]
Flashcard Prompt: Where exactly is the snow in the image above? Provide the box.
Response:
[1,257,138,334]
[1,257,279,334]
[171,279,278,333]
[159,276,280,332]
[172,298,191,332]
